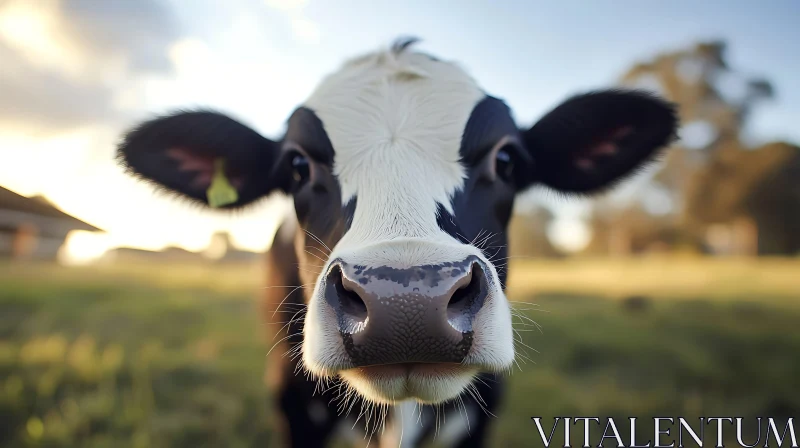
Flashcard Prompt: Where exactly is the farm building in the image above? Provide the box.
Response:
[0,186,103,261]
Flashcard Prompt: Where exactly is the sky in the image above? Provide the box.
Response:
[0,0,798,263]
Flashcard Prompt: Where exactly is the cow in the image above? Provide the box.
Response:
[115,37,679,447]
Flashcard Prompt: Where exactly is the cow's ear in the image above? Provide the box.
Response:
[117,110,290,209]
[519,89,678,194]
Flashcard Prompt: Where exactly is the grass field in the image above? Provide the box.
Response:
[1,258,799,447]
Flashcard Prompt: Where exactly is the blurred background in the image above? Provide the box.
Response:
[1,0,798,446]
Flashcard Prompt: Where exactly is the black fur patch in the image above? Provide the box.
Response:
[459,96,522,164]
[284,107,336,164]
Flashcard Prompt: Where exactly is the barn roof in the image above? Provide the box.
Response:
[0,186,103,232]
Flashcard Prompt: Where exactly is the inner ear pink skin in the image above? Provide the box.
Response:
[573,125,635,171]
[166,148,244,190]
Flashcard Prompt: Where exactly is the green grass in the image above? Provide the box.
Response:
[1,259,799,447]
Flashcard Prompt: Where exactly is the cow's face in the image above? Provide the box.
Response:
[117,39,678,405]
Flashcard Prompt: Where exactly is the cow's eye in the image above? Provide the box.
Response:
[495,146,515,183]
[291,154,310,186]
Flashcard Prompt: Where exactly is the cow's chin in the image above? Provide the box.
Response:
[338,363,479,405]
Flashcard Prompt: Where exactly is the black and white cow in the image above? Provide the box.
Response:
[116,38,678,447]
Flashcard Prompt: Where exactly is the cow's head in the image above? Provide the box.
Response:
[117,38,678,405]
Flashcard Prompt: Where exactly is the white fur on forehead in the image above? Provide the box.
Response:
[303,43,485,241]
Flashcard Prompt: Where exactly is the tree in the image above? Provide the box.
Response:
[582,39,793,256]
[618,40,775,215]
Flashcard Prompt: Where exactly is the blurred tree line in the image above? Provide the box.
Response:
[509,40,800,258]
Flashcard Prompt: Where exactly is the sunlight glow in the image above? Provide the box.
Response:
[0,0,111,82]
[59,231,113,265]
[547,218,591,253]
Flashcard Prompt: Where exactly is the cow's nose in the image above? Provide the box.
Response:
[323,257,489,367]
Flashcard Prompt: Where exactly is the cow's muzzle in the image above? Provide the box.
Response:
[323,255,489,366]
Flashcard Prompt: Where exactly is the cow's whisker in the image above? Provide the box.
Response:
[303,229,332,254]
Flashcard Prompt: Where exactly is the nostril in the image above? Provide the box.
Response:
[328,266,368,331]
[447,263,487,333]
[448,276,476,309]
[337,278,368,320]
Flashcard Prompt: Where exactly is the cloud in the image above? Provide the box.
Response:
[115,34,316,135]
[0,0,180,132]
[264,0,321,44]
[0,0,311,257]
[0,40,119,133]
[58,0,178,74]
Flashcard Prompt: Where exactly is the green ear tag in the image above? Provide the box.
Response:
[206,159,239,208]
